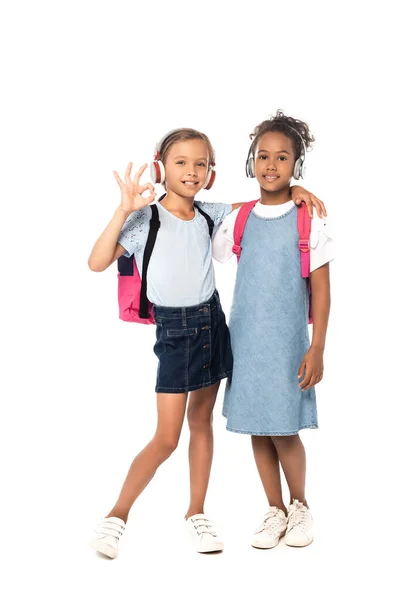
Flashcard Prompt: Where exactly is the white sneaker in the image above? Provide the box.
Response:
[251,507,287,549]
[186,514,224,553]
[91,516,126,558]
[285,500,314,547]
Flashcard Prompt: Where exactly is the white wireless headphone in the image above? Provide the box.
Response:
[246,125,307,180]
[150,129,216,190]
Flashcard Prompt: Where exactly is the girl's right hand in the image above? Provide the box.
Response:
[113,163,156,215]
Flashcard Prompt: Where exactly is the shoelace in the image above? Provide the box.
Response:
[96,520,125,541]
[287,504,308,532]
[190,517,217,537]
[255,510,285,535]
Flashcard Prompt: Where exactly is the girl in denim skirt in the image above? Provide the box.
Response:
[88,127,325,558]
[213,111,333,550]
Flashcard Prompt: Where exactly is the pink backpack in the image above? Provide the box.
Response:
[117,204,160,324]
[117,198,215,324]
[232,200,313,324]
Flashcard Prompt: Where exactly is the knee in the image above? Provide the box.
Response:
[187,410,213,434]
[153,435,179,458]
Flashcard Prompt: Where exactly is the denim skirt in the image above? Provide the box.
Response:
[153,290,233,393]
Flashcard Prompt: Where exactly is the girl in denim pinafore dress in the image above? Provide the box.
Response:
[223,202,317,436]
[215,111,332,549]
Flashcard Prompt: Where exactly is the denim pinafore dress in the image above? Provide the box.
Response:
[223,205,318,436]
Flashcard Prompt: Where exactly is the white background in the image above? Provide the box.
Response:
[1,1,399,598]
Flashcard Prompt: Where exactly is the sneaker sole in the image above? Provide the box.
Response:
[251,531,285,549]
[196,542,224,553]
[285,536,314,548]
[91,539,118,559]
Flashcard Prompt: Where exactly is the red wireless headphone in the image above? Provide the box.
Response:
[150,129,216,190]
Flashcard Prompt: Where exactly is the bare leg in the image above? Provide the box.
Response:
[106,393,188,522]
[251,436,287,514]
[270,434,308,507]
[185,382,220,519]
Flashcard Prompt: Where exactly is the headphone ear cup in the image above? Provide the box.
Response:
[204,168,216,190]
[246,156,255,178]
[150,161,165,184]
[293,158,302,180]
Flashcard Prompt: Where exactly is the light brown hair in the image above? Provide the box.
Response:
[159,128,216,167]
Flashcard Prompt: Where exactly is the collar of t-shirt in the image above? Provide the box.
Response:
[253,200,295,218]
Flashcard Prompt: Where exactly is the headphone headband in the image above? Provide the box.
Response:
[153,128,183,160]
[287,125,307,161]
[153,128,215,166]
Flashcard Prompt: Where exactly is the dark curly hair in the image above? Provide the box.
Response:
[249,110,315,161]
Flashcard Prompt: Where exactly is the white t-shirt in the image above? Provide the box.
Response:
[118,201,232,307]
[212,200,334,271]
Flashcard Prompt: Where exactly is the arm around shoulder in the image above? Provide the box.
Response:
[212,208,240,263]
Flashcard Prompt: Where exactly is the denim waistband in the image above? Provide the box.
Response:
[153,290,221,319]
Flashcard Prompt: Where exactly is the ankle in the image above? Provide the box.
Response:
[269,501,287,516]
[106,509,129,523]
[276,505,288,516]
[185,507,204,520]
[289,498,309,509]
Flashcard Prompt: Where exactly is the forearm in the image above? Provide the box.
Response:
[310,264,331,351]
[88,206,130,271]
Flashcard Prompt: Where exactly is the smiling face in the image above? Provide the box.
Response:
[163,139,210,197]
[254,131,296,193]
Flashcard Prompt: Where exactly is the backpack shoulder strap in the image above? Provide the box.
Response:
[139,204,160,318]
[232,200,258,262]
[297,202,312,278]
[194,203,214,238]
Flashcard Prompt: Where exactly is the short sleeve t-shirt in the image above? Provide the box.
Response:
[118,201,232,307]
[212,200,334,272]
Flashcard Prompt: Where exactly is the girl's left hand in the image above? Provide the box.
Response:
[298,347,324,391]
[291,186,327,219]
